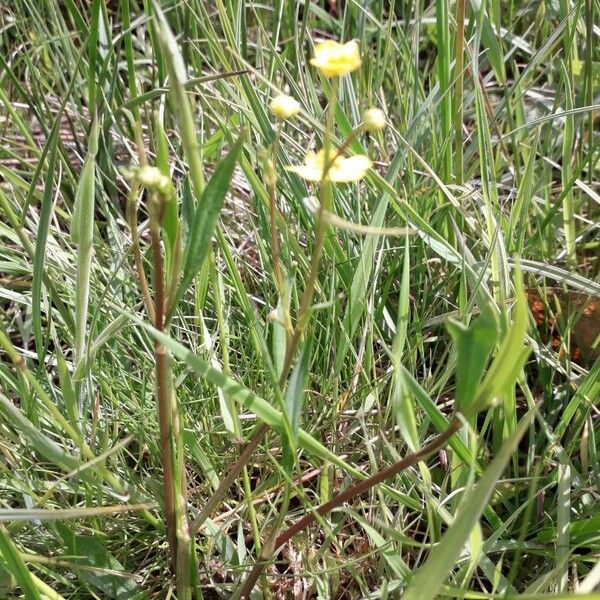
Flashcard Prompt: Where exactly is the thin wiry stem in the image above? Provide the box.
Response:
[236,77,340,599]
[127,184,156,324]
[191,82,339,543]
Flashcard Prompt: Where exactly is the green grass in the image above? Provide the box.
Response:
[0,0,599,598]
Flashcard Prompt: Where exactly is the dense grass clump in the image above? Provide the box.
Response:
[0,1,599,598]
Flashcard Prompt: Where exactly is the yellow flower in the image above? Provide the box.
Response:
[269,93,300,119]
[310,40,362,77]
[286,149,372,182]
[362,108,386,132]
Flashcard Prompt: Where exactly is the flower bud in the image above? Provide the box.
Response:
[264,157,277,187]
[362,108,386,133]
[269,94,300,120]
[136,166,172,195]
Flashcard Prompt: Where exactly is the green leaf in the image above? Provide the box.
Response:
[0,526,42,600]
[0,392,81,472]
[32,126,59,364]
[155,113,178,259]
[58,525,145,600]
[474,264,531,412]
[284,335,312,442]
[169,134,244,316]
[56,347,77,423]
[446,303,500,414]
[155,3,205,198]
[71,121,100,405]
[391,236,418,450]
[402,409,535,600]
[283,336,312,470]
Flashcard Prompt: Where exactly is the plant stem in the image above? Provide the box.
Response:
[273,416,462,552]
[236,77,339,598]
[268,125,284,293]
[453,0,466,183]
[150,193,178,567]
[127,184,156,323]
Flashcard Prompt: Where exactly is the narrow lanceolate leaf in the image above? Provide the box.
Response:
[72,121,99,403]
[402,410,535,600]
[32,126,59,363]
[446,302,499,414]
[0,526,42,600]
[392,237,418,450]
[284,335,313,443]
[155,113,178,258]
[169,134,244,317]
[281,337,312,473]
[511,130,539,255]
[154,2,205,198]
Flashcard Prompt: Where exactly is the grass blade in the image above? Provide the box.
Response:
[71,120,99,413]
[0,526,42,600]
[31,126,59,364]
[403,409,535,600]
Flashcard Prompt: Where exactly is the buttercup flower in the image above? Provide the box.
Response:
[310,40,361,77]
[362,108,386,132]
[269,93,300,119]
[286,149,372,182]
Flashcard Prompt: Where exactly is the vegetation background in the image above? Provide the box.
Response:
[0,0,599,598]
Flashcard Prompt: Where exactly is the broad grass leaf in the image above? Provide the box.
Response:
[32,126,59,364]
[71,120,100,399]
[58,525,145,599]
[392,237,418,450]
[474,265,531,412]
[155,114,179,260]
[446,303,499,414]
[284,335,312,442]
[282,335,313,471]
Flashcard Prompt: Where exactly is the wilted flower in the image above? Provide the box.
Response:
[362,108,386,132]
[286,149,371,182]
[310,40,361,77]
[124,166,172,195]
[269,94,300,119]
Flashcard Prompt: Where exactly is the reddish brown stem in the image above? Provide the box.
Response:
[151,216,177,567]
[190,422,268,534]
[236,417,461,598]
[274,417,462,552]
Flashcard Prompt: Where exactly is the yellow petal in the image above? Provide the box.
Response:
[329,155,372,182]
[285,164,323,182]
[287,151,372,183]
